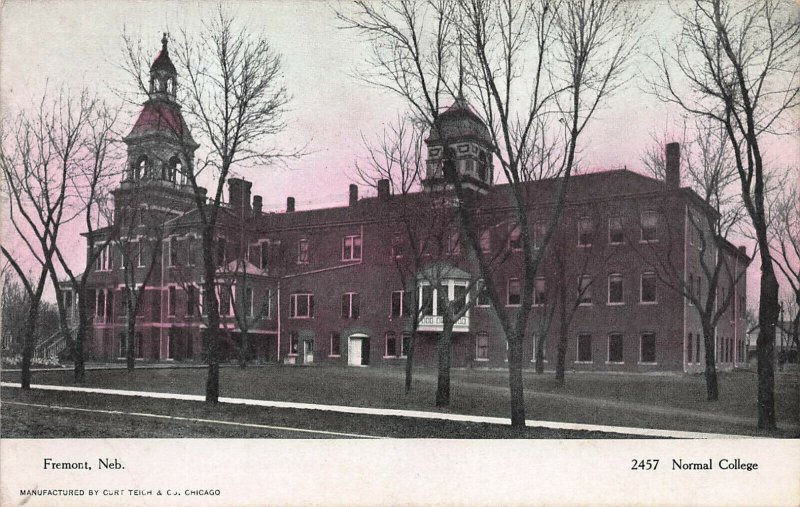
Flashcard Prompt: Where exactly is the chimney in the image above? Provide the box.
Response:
[227,178,252,213]
[665,142,680,189]
[252,195,262,215]
[286,196,295,213]
[349,184,358,207]
[377,179,390,200]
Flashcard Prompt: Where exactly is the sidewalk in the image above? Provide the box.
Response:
[1,382,749,439]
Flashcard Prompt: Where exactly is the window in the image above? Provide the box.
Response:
[150,290,160,320]
[95,245,112,271]
[168,286,176,316]
[480,228,491,253]
[640,211,658,242]
[507,278,521,306]
[476,282,491,307]
[534,222,546,250]
[608,217,624,244]
[137,241,145,268]
[401,333,411,357]
[447,231,460,255]
[262,289,273,319]
[577,334,592,363]
[608,274,624,304]
[219,287,231,316]
[245,287,254,317]
[187,286,197,317]
[169,238,178,267]
[509,224,521,251]
[329,333,341,357]
[578,276,593,305]
[385,332,398,357]
[640,333,656,363]
[695,331,701,363]
[608,333,623,363]
[288,332,299,356]
[186,240,196,266]
[260,242,269,270]
[476,333,489,360]
[342,235,362,261]
[578,217,593,247]
[421,285,434,316]
[391,290,406,317]
[453,284,468,315]
[689,333,695,364]
[216,238,226,266]
[297,239,309,264]
[391,232,404,258]
[641,272,657,303]
[290,293,314,318]
[534,278,547,306]
[341,292,360,319]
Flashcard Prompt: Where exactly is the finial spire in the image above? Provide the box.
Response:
[161,32,168,51]
[458,32,464,98]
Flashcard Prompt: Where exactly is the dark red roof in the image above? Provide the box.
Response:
[126,100,194,143]
[151,49,177,74]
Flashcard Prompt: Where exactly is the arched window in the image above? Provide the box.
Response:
[169,156,183,183]
[134,156,148,180]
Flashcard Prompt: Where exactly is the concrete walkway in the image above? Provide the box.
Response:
[1,382,749,439]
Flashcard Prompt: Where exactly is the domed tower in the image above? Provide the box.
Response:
[422,94,493,194]
[121,33,198,188]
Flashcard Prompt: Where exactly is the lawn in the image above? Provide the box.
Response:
[2,364,798,436]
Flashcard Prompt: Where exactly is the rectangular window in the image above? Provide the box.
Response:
[578,217,593,247]
[341,292,360,319]
[476,282,491,307]
[329,332,341,357]
[608,274,624,304]
[509,224,521,251]
[169,238,178,267]
[696,331,701,363]
[640,333,656,363]
[578,276,593,305]
[289,293,314,318]
[640,211,658,242]
[342,235,362,261]
[216,238,226,266]
[401,333,411,357]
[187,286,197,317]
[476,333,489,360]
[219,287,231,316]
[150,290,160,320]
[688,333,695,364]
[297,239,309,264]
[641,272,657,303]
[186,240,196,266]
[289,332,299,356]
[480,228,491,253]
[391,290,406,317]
[245,287,254,317]
[534,278,547,306]
[262,289,273,319]
[534,222,546,250]
[385,332,398,357]
[391,232,404,258]
[421,285,434,316]
[507,278,521,306]
[608,217,624,244]
[453,284,467,315]
[137,241,145,268]
[168,286,176,316]
[577,334,592,363]
[260,243,269,270]
[608,333,623,363]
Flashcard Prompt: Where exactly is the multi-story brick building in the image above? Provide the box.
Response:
[69,37,749,373]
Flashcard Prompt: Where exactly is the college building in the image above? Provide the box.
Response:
[58,36,750,373]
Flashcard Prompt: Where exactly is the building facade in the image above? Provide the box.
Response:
[73,37,749,373]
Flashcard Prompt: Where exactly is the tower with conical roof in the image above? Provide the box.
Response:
[422,94,494,194]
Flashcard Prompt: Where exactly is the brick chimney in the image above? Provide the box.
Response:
[377,179,390,200]
[349,184,358,207]
[228,178,252,213]
[665,142,680,189]
[252,195,262,215]
[286,196,295,213]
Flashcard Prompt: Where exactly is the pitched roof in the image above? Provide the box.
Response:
[125,100,195,144]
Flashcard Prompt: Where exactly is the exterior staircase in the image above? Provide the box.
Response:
[33,327,73,362]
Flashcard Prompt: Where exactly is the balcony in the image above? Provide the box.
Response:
[418,314,470,333]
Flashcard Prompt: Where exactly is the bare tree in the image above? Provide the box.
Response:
[652,0,800,429]
[769,179,799,361]
[122,8,295,402]
[340,0,641,426]
[639,121,746,400]
[0,91,95,388]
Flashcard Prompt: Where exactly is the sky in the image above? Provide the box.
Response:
[1,0,798,308]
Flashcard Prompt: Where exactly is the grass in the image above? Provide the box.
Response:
[0,388,643,439]
[2,364,798,437]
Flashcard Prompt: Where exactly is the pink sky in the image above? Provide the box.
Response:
[1,0,798,308]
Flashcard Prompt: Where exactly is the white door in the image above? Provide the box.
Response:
[348,337,362,366]
[303,340,314,364]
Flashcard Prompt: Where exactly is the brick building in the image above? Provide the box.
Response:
[70,37,749,373]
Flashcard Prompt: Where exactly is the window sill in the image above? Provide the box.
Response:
[639,239,659,244]
[606,302,625,306]
[328,354,341,358]
[578,303,593,307]
[577,244,592,248]
[574,361,593,364]
[475,304,490,308]
[639,301,658,305]
[530,359,548,363]
[341,258,362,263]
[638,362,658,365]
[506,303,521,307]
[475,358,489,362]
[608,241,624,246]
[383,355,400,359]
[605,361,625,365]
[289,316,313,320]
[287,353,298,357]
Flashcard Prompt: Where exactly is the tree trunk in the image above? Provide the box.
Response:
[73,294,88,384]
[702,326,719,401]
[555,308,569,385]
[203,229,221,403]
[435,324,453,407]
[507,332,526,427]
[126,309,136,371]
[404,330,416,394]
[238,330,249,368]
[756,267,779,430]
[534,334,546,374]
